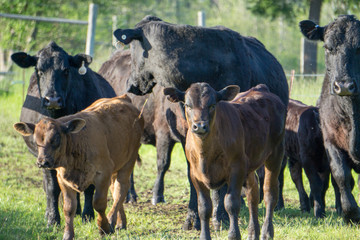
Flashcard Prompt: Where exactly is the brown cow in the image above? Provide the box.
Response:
[13,95,144,240]
[164,83,286,240]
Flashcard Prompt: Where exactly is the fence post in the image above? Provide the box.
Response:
[85,3,98,57]
[300,37,304,75]
[197,11,205,27]
[112,15,118,48]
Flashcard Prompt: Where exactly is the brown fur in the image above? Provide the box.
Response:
[166,83,286,240]
[14,95,144,240]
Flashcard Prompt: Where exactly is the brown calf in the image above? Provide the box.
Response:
[164,83,286,240]
[14,95,144,240]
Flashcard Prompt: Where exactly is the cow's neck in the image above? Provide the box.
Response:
[340,96,360,162]
[187,127,224,173]
[322,74,360,162]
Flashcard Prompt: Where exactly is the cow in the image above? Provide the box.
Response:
[284,99,330,217]
[98,50,186,205]
[11,41,116,226]
[299,15,360,223]
[13,95,144,240]
[113,15,289,229]
[164,83,286,240]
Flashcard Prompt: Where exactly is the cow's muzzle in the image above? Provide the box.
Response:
[37,157,54,168]
[43,96,63,109]
[333,80,357,96]
[191,121,209,136]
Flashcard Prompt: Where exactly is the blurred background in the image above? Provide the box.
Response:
[1,0,359,75]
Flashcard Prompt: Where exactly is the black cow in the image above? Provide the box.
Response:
[98,49,188,205]
[113,16,289,105]
[11,42,116,226]
[300,15,360,223]
[285,99,330,217]
[113,16,289,229]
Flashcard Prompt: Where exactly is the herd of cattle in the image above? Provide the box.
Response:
[10,14,360,240]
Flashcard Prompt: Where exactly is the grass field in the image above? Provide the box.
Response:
[1,76,360,240]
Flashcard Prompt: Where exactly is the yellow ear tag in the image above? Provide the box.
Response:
[78,61,87,75]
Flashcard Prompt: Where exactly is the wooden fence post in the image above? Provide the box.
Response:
[85,3,98,57]
[197,11,205,27]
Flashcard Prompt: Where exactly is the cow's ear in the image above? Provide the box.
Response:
[63,118,86,134]
[113,28,142,45]
[217,85,240,102]
[163,87,185,103]
[299,20,325,41]
[69,54,92,68]
[13,122,35,136]
[11,52,37,68]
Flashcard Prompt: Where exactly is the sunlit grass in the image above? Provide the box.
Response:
[1,79,360,239]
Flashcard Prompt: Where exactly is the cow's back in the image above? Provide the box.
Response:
[127,17,289,105]
[222,86,286,170]
[60,95,144,170]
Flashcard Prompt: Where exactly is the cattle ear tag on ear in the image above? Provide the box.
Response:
[78,61,87,75]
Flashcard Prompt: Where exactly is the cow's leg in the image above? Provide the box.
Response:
[58,177,77,240]
[331,175,342,215]
[303,165,326,218]
[43,169,61,226]
[245,172,260,240]
[82,184,95,222]
[192,176,212,240]
[275,158,287,211]
[126,171,137,203]
[152,137,175,205]
[211,184,229,230]
[109,159,135,231]
[93,177,112,235]
[224,169,245,240]
[288,157,310,212]
[183,150,201,231]
[319,170,330,215]
[256,166,265,203]
[261,143,284,240]
[326,144,360,223]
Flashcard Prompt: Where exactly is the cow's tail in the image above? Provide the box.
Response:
[136,154,142,167]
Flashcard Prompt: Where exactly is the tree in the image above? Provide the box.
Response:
[244,0,360,74]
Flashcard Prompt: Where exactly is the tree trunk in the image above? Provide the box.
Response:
[303,0,323,75]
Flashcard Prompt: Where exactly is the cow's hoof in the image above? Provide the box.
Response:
[82,209,95,223]
[314,207,326,218]
[46,211,60,227]
[151,196,165,205]
[212,219,221,231]
[126,193,138,203]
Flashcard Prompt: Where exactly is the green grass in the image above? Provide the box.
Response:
[1,79,360,240]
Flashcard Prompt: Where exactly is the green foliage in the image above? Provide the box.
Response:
[245,0,305,21]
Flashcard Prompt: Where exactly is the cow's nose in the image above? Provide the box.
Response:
[43,96,63,109]
[333,80,357,96]
[37,159,51,168]
[191,121,209,135]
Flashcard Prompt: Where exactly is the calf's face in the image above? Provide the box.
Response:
[164,82,239,137]
[14,118,86,168]
[300,15,360,96]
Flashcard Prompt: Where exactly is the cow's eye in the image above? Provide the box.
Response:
[209,104,216,112]
[324,44,333,53]
[38,70,44,77]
